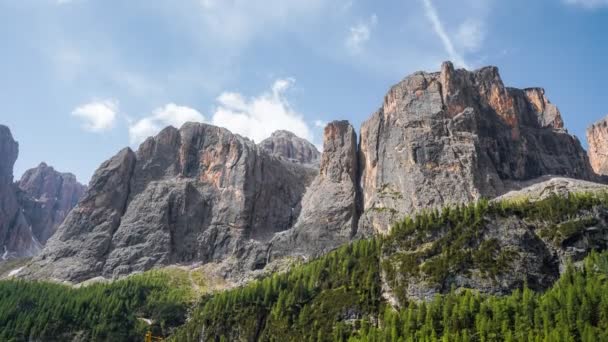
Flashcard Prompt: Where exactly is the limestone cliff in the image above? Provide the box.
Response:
[19,62,605,286]
[25,123,317,282]
[358,62,596,235]
[0,125,84,260]
[258,130,320,165]
[587,116,608,176]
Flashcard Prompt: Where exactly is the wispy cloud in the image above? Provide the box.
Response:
[563,0,608,9]
[455,19,484,52]
[71,100,118,133]
[421,0,468,68]
[314,120,326,128]
[345,14,378,53]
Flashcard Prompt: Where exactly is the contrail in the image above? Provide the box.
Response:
[421,0,468,68]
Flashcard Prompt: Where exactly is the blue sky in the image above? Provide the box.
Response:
[1,0,607,183]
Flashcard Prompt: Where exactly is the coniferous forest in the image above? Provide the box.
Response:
[1,192,608,341]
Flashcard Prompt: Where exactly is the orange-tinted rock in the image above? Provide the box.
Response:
[587,116,608,176]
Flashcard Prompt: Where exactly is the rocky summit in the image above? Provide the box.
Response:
[587,115,608,176]
[23,123,317,282]
[20,62,606,285]
[358,61,596,235]
[258,130,320,165]
[0,125,85,260]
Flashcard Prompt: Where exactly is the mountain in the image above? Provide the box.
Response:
[0,125,85,260]
[587,115,608,176]
[23,124,317,282]
[258,130,320,165]
[17,163,86,244]
[357,61,596,235]
[21,62,605,284]
[3,191,608,341]
[269,121,360,259]
[0,125,34,259]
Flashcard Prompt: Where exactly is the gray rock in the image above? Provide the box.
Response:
[587,115,608,176]
[0,126,84,260]
[358,62,597,235]
[268,121,360,259]
[23,123,317,282]
[0,125,31,260]
[496,176,608,202]
[258,130,320,165]
[382,177,608,302]
[17,163,86,243]
[19,62,607,288]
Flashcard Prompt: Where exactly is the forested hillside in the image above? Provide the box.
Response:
[1,192,608,341]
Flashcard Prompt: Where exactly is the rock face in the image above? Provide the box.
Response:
[258,130,320,165]
[0,125,84,260]
[383,177,608,302]
[587,116,608,176]
[21,62,604,285]
[0,125,35,259]
[269,121,360,259]
[17,163,86,244]
[358,62,596,235]
[496,176,608,202]
[25,123,317,282]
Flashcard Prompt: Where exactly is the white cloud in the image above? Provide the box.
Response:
[421,0,468,68]
[455,19,484,52]
[129,103,205,144]
[314,120,326,128]
[211,78,313,143]
[346,14,378,53]
[71,100,118,133]
[564,0,608,8]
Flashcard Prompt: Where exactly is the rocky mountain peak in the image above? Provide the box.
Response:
[18,62,604,285]
[587,115,608,176]
[24,122,317,282]
[0,125,18,183]
[359,61,596,234]
[0,125,85,259]
[258,129,320,165]
[17,162,86,244]
[269,120,360,260]
[320,120,357,183]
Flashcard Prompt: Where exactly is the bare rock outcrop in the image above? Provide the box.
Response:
[0,125,84,260]
[0,125,37,259]
[258,130,320,165]
[587,116,608,176]
[269,121,360,259]
[17,163,86,244]
[358,62,596,235]
[24,123,317,282]
[19,62,606,286]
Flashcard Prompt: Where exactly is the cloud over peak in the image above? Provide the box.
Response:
[211,78,313,144]
[129,103,205,145]
[126,78,316,147]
